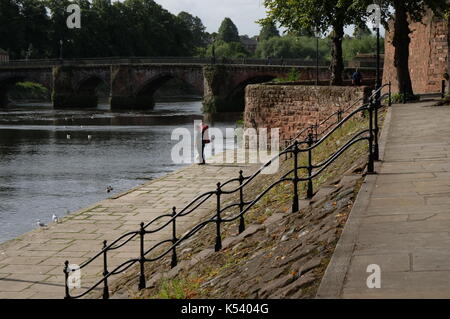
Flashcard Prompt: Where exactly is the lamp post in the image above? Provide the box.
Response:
[373,1,382,161]
[375,2,381,96]
[211,35,216,65]
[59,39,63,62]
[314,29,321,86]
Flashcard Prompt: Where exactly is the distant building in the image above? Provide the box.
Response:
[0,49,9,63]
[240,36,258,53]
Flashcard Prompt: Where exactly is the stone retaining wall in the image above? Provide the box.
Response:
[244,84,371,143]
[383,10,449,94]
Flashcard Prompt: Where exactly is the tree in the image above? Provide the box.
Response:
[178,11,209,48]
[256,35,330,60]
[260,0,370,85]
[382,0,449,97]
[259,21,280,42]
[217,17,240,43]
[353,22,372,38]
[206,40,249,59]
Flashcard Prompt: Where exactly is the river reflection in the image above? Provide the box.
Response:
[0,101,241,243]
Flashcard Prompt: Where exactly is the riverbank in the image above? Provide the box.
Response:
[0,149,260,299]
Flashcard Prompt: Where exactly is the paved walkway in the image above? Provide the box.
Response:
[0,150,260,299]
[318,101,450,298]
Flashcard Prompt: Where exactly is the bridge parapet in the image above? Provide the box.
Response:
[0,60,379,110]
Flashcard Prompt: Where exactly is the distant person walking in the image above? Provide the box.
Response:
[352,69,363,86]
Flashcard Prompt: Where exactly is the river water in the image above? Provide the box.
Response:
[0,101,239,243]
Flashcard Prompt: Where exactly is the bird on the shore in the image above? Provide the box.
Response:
[52,214,60,224]
[87,135,92,140]
[66,134,71,140]
[106,186,114,193]
[36,219,47,228]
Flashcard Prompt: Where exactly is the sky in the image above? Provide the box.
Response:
[154,0,267,36]
[153,0,385,37]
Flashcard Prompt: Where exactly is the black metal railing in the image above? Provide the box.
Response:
[2,56,358,68]
[63,83,392,299]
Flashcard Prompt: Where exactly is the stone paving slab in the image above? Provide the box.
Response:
[318,101,450,299]
[0,149,260,299]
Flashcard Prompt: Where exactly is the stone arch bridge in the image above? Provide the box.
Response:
[0,60,374,112]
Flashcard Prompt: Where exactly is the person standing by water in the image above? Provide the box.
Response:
[352,69,363,86]
[196,122,210,165]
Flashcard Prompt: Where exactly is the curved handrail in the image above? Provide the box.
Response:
[63,83,389,299]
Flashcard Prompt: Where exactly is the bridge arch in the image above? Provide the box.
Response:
[74,75,110,107]
[133,72,204,109]
[0,74,52,107]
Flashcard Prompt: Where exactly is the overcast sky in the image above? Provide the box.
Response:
[153,0,384,37]
[154,0,267,36]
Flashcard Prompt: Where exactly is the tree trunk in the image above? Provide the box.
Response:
[330,22,344,86]
[392,0,414,97]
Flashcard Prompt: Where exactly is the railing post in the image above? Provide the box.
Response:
[373,96,380,161]
[307,133,314,199]
[102,240,110,299]
[368,101,375,174]
[314,122,319,141]
[442,80,446,99]
[171,207,178,269]
[285,140,288,161]
[292,141,300,212]
[215,182,222,252]
[64,260,70,299]
[388,81,392,107]
[138,222,146,290]
[238,170,245,234]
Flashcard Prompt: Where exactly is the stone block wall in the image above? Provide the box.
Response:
[383,10,449,94]
[244,84,371,143]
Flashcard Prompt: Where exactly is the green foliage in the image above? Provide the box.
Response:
[259,21,280,42]
[342,34,384,62]
[353,23,372,38]
[217,17,240,43]
[178,11,209,48]
[9,81,49,100]
[275,68,300,82]
[0,0,209,58]
[206,41,249,59]
[390,92,420,104]
[256,35,330,60]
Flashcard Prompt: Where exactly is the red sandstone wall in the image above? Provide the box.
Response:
[383,10,449,94]
[244,84,371,143]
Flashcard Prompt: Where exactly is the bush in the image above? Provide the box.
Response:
[275,68,300,82]
[342,35,384,62]
[255,36,330,60]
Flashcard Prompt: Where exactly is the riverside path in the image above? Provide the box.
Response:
[0,150,260,299]
[318,100,450,298]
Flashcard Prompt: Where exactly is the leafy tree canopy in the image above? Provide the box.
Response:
[217,17,240,43]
